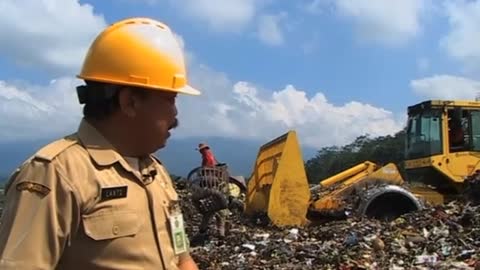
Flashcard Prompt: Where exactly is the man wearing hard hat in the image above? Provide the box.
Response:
[0,17,199,270]
[197,142,218,167]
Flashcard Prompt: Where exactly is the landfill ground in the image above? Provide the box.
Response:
[0,181,477,269]
[175,180,480,270]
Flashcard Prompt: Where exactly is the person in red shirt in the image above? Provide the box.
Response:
[192,143,228,242]
[197,143,218,167]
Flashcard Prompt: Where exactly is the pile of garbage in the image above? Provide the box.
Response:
[175,180,480,270]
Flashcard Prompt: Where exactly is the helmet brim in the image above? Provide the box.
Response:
[76,74,201,96]
[177,84,201,96]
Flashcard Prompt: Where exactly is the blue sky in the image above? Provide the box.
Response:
[1,0,480,149]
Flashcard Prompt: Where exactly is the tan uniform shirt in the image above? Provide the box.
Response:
[0,119,189,270]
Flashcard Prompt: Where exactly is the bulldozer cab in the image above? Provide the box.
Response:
[404,101,480,158]
[404,100,480,200]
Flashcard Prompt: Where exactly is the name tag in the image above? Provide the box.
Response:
[167,201,188,255]
[101,186,128,200]
[169,213,187,255]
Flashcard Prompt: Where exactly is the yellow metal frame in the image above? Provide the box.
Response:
[244,131,310,226]
[310,162,405,212]
[405,100,480,184]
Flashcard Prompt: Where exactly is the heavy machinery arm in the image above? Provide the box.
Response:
[308,161,422,221]
[244,131,423,227]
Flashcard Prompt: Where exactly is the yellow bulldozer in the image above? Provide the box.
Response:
[244,99,480,226]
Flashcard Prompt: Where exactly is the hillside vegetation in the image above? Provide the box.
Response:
[305,129,406,184]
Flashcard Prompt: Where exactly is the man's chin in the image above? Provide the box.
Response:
[157,137,169,150]
[153,131,173,151]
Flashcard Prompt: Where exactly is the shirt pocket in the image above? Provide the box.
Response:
[82,209,143,240]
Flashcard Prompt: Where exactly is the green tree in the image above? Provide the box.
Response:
[305,128,406,183]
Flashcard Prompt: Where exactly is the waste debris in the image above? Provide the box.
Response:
[175,179,480,270]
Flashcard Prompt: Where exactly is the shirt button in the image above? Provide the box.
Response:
[112,226,119,235]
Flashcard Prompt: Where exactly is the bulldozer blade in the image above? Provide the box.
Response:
[244,130,311,227]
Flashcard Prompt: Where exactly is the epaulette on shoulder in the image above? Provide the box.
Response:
[151,154,163,165]
[34,137,78,162]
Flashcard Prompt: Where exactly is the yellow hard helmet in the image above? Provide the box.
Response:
[77,17,200,95]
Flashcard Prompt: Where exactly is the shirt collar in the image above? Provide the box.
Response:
[76,119,159,175]
[77,118,124,167]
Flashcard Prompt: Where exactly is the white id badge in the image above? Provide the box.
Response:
[169,213,187,255]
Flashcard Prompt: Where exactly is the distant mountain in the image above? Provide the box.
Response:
[0,138,50,179]
[0,135,317,179]
[159,136,265,177]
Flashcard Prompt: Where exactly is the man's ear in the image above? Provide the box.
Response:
[118,88,139,118]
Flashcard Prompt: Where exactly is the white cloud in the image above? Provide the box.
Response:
[119,0,157,5]
[0,78,83,142]
[312,0,430,47]
[0,0,405,148]
[0,0,107,76]
[257,13,286,46]
[440,0,480,74]
[411,75,480,100]
[166,1,295,48]
[169,0,259,33]
[0,58,404,148]
[303,0,335,14]
[173,62,404,149]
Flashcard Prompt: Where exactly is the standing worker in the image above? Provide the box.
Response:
[0,17,199,270]
[197,142,218,167]
[191,143,230,243]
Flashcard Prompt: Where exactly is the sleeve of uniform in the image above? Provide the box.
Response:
[0,157,80,269]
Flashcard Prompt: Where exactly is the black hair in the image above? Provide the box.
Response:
[76,81,121,121]
[77,81,150,121]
